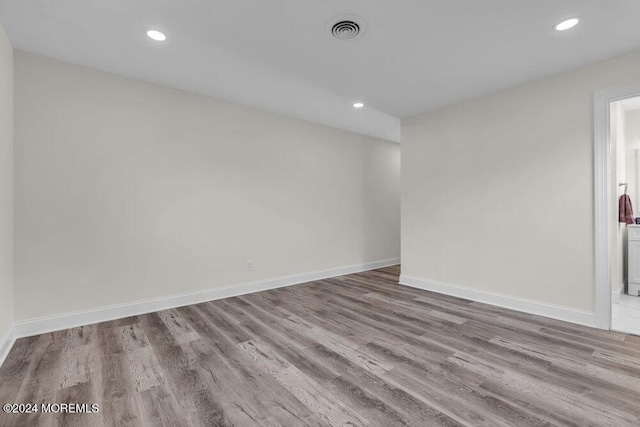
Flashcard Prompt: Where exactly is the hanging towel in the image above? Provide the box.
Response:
[619,194,634,224]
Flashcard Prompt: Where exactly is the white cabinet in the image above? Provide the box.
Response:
[628,226,640,296]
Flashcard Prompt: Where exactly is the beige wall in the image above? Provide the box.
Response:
[402,49,640,313]
[0,24,13,339]
[13,51,401,322]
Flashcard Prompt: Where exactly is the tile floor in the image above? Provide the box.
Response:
[612,293,640,336]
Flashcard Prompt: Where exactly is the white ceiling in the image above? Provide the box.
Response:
[2,1,640,143]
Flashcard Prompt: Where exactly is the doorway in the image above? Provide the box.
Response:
[609,96,640,335]
[594,83,640,332]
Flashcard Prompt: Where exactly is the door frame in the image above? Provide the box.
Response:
[594,83,640,329]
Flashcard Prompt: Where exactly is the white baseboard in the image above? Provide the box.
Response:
[612,281,625,304]
[0,324,16,369]
[11,258,400,341]
[399,275,596,328]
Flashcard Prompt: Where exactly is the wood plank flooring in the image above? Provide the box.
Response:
[1,265,640,426]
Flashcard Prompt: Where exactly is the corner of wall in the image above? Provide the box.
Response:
[0,20,15,367]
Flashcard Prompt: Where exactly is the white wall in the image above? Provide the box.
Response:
[13,51,400,322]
[402,48,640,313]
[0,23,13,341]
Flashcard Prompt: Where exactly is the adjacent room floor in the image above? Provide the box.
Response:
[612,293,640,336]
[1,266,639,426]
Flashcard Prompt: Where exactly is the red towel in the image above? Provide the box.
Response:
[619,194,634,224]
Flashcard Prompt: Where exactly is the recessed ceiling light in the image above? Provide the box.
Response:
[147,30,166,41]
[554,18,580,31]
[353,102,364,109]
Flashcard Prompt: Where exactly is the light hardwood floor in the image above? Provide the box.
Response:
[1,265,640,426]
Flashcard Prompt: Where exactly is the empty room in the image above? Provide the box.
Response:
[1,1,640,426]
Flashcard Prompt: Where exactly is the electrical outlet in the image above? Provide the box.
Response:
[246,260,254,272]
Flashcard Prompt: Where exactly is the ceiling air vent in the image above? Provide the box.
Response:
[331,21,360,39]
[326,15,367,40]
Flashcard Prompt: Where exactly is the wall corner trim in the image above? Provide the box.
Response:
[399,274,596,328]
[9,258,400,344]
[0,324,16,368]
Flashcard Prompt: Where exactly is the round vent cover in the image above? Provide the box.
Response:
[326,14,367,40]
[331,21,360,39]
